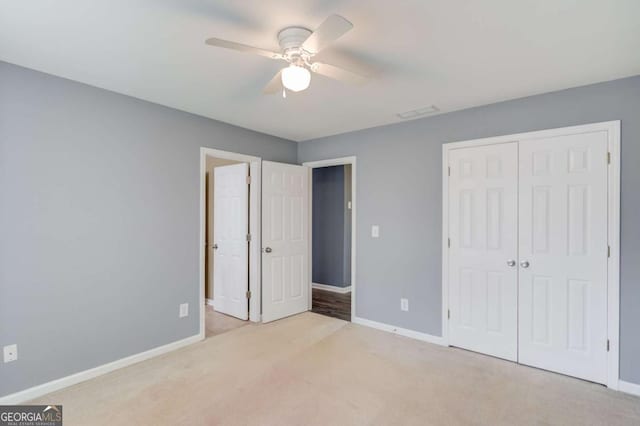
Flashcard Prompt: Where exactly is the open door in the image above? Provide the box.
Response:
[213,163,249,320]
[261,161,309,323]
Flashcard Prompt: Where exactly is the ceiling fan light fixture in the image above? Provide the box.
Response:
[281,64,311,92]
[205,15,367,96]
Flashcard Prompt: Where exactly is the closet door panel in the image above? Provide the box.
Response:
[448,142,519,361]
[518,131,608,384]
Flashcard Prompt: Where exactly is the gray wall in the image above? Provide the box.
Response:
[0,61,297,397]
[312,166,348,287]
[298,75,640,385]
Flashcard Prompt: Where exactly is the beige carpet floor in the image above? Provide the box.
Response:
[31,312,640,425]
[205,305,248,338]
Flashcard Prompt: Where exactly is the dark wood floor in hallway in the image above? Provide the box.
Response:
[311,288,351,321]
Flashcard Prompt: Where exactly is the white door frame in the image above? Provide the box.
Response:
[199,147,262,336]
[441,121,621,389]
[303,157,357,319]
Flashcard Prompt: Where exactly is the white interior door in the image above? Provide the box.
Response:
[213,163,249,320]
[518,132,608,384]
[448,142,519,361]
[261,161,309,323]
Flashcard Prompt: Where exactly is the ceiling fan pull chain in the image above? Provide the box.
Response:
[282,87,287,99]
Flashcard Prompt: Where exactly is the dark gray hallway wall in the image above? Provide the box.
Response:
[343,164,352,286]
[0,61,297,397]
[298,75,640,385]
[312,166,348,287]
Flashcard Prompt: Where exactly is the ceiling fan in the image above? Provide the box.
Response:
[205,15,369,97]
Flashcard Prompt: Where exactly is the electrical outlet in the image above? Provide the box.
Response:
[179,303,189,318]
[371,225,380,238]
[3,344,17,363]
[400,298,409,312]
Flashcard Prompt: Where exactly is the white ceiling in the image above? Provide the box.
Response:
[1,1,639,141]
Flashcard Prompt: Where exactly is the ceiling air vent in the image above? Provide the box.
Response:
[396,105,439,120]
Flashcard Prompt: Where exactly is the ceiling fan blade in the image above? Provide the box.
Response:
[205,38,282,60]
[263,70,283,94]
[302,15,353,54]
[312,62,368,85]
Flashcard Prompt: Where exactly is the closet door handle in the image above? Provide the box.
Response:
[520,260,530,268]
[506,259,516,267]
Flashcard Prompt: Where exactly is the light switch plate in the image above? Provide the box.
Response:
[371,225,380,238]
[4,344,17,363]
[179,303,189,318]
[401,298,409,312]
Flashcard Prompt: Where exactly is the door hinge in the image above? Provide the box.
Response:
[448,166,451,176]
[246,290,251,299]
[607,152,611,165]
[447,309,450,319]
[448,238,451,248]
[246,175,251,185]
[607,245,611,258]
[607,339,610,352]
[246,234,251,242]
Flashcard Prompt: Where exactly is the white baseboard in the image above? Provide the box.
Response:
[312,283,352,294]
[0,334,203,404]
[619,380,640,397]
[352,316,445,346]
[205,298,215,306]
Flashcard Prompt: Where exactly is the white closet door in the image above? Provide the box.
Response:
[261,161,309,323]
[518,132,608,384]
[448,142,519,361]
[213,163,249,320]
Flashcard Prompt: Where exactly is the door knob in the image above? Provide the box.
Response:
[263,247,272,253]
[520,260,530,268]
[212,244,218,250]
[506,259,516,267]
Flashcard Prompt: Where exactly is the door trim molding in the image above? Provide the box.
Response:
[441,121,621,389]
[200,148,262,330]
[303,156,357,320]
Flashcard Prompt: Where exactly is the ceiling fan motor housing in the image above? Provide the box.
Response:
[278,27,312,51]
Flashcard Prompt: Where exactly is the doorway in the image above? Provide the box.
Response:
[199,148,262,339]
[200,152,313,331]
[442,121,620,388]
[304,157,356,322]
